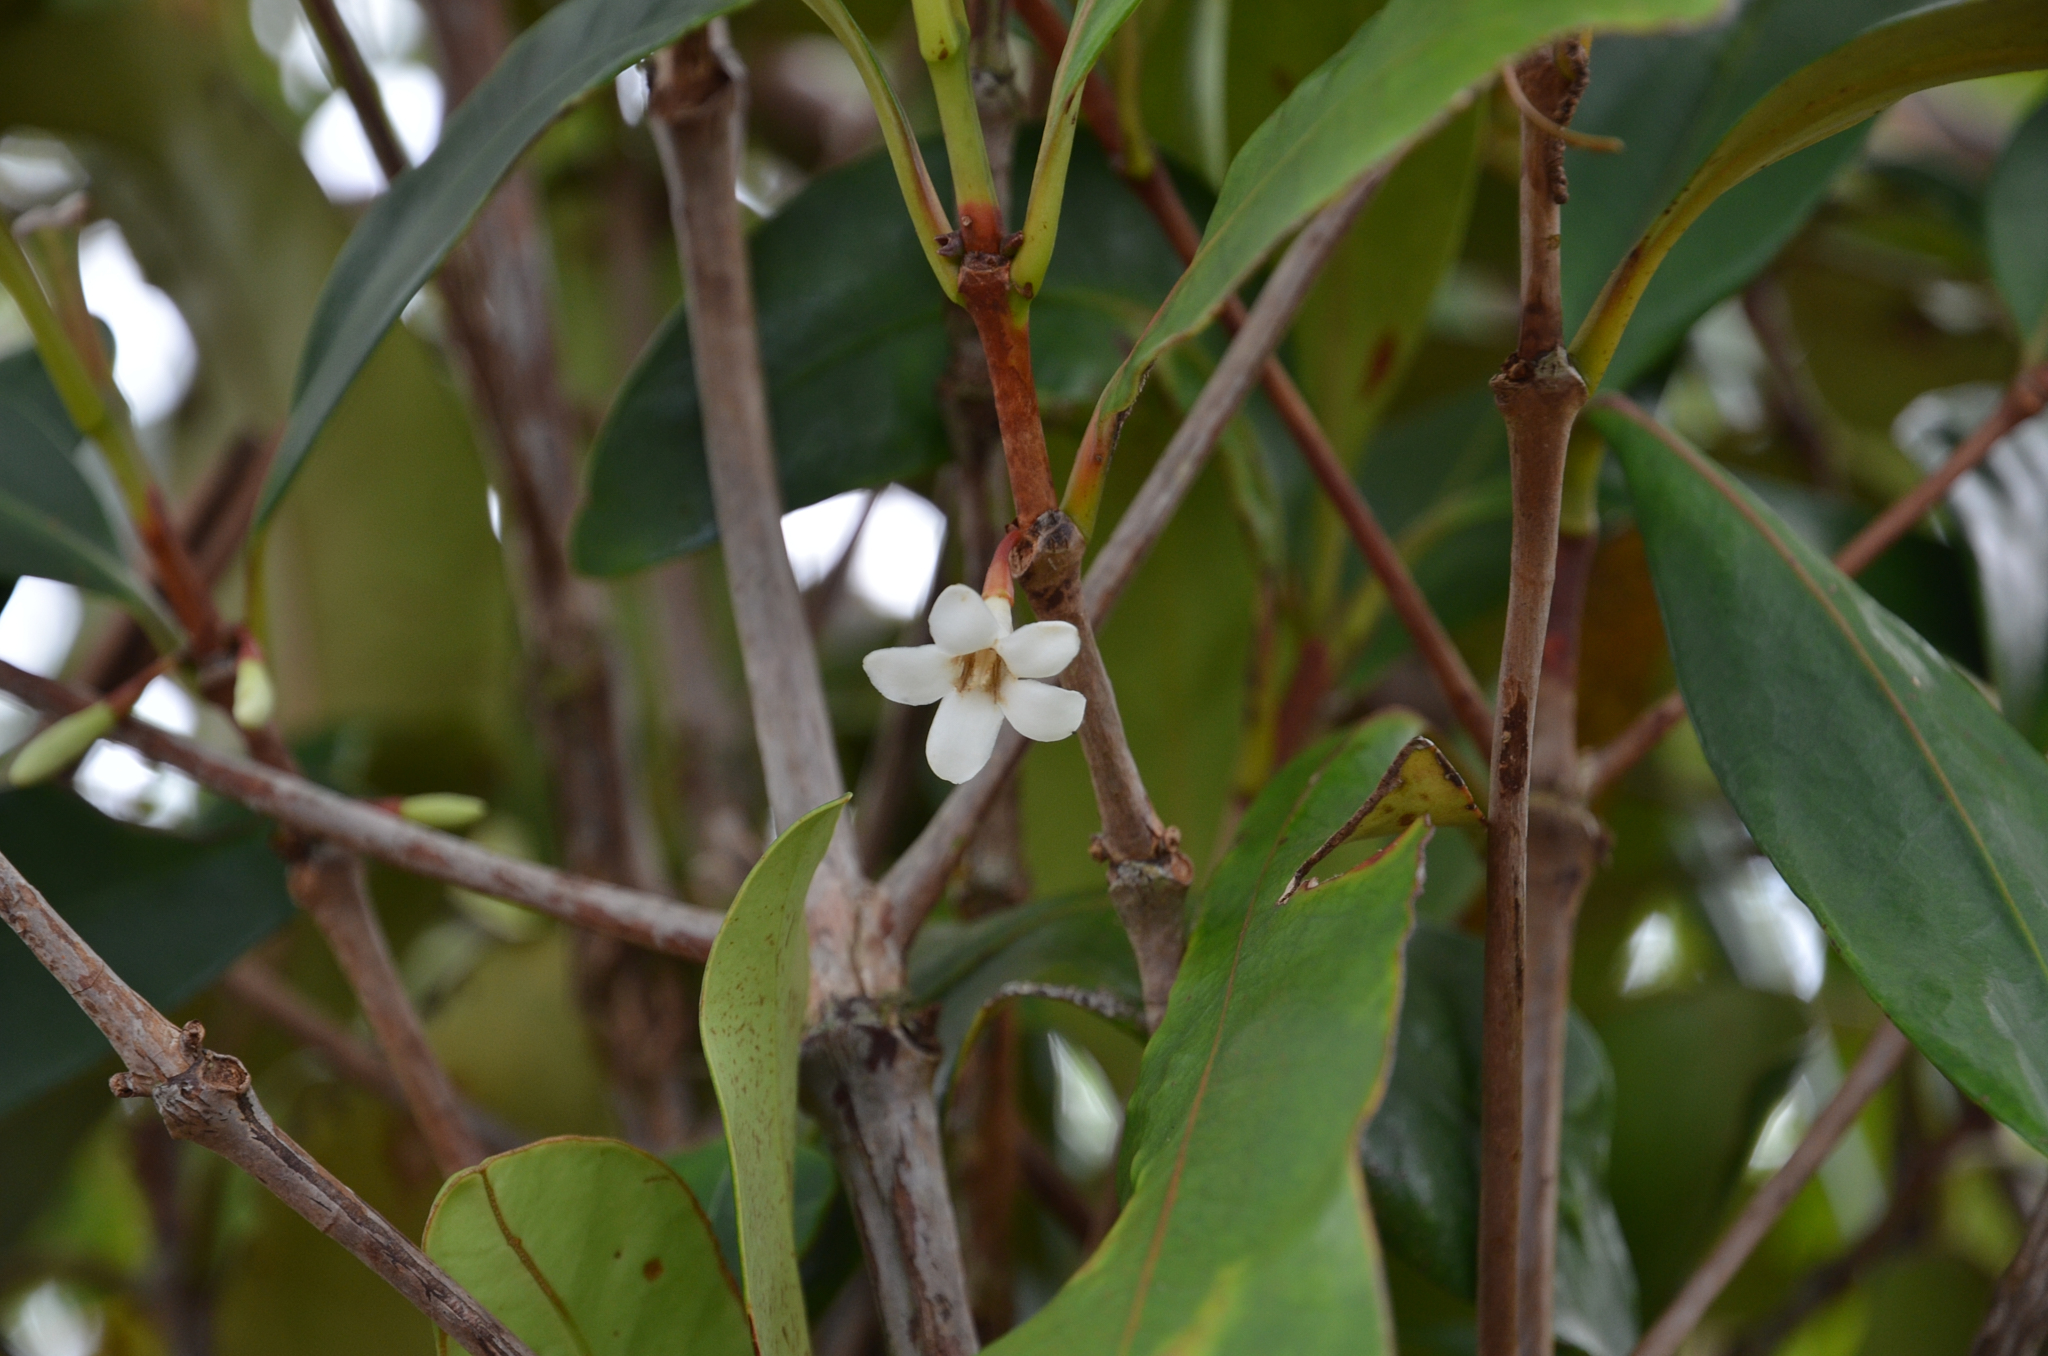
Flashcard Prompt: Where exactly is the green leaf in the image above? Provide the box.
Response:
[260,0,751,524]
[1560,0,1931,390]
[1573,0,2048,390]
[987,712,1431,1355]
[424,1137,754,1356]
[1599,985,1807,1308]
[1987,94,2048,361]
[909,890,1143,1071]
[0,347,172,632]
[1597,398,2048,1153]
[0,788,295,1117]
[699,794,843,1356]
[1362,924,1638,1356]
[572,130,1184,575]
[1293,101,1485,463]
[1089,0,1726,431]
[664,1136,840,1287]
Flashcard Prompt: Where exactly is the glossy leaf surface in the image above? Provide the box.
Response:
[0,789,294,1116]
[1573,0,2048,389]
[1988,94,2048,361]
[262,0,750,522]
[0,348,169,626]
[1364,924,1636,1356]
[1560,0,1927,389]
[666,1136,839,1286]
[699,796,844,1356]
[426,1137,752,1356]
[573,131,1183,574]
[988,712,1430,1355]
[1600,399,2048,1151]
[1090,0,1725,427]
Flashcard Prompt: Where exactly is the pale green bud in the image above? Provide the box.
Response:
[232,655,275,730]
[397,793,488,831]
[9,703,115,787]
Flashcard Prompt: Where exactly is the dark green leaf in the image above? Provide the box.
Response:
[1987,95,2048,361]
[1600,985,1808,1308]
[1091,0,1726,427]
[910,890,1143,1078]
[261,0,751,523]
[1599,397,2048,1152]
[699,795,844,1356]
[1573,0,2048,389]
[665,1136,839,1286]
[424,1136,753,1356]
[572,130,1183,575]
[0,788,294,1117]
[0,347,169,627]
[987,712,1431,1355]
[1559,0,1929,389]
[1362,924,1638,1356]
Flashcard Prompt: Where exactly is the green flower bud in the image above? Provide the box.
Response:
[397,793,488,831]
[232,655,275,730]
[9,703,115,787]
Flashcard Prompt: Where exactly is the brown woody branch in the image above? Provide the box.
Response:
[0,852,533,1356]
[1631,1021,1911,1356]
[1480,42,1590,1356]
[1585,362,2048,796]
[649,35,978,1356]
[1011,0,1492,753]
[1973,1171,2048,1355]
[0,660,726,958]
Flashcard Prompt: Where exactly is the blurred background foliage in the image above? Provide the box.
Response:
[0,0,2041,1351]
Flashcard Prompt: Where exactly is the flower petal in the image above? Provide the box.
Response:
[863,645,955,706]
[927,690,1006,783]
[997,676,1087,742]
[929,584,999,656]
[996,620,1080,679]
[984,594,1014,640]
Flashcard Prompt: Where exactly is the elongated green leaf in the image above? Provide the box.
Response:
[0,789,294,1117]
[260,0,750,523]
[1089,0,1724,432]
[909,890,1142,1070]
[1363,924,1637,1356]
[1560,0,1928,389]
[988,712,1431,1355]
[699,795,844,1356]
[1597,397,2048,1152]
[1294,101,1484,463]
[0,348,172,632]
[666,1136,840,1285]
[1573,0,2048,389]
[572,131,1184,575]
[1988,95,2048,362]
[425,1137,753,1356]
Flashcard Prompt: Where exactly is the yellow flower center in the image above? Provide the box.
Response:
[954,647,1004,695]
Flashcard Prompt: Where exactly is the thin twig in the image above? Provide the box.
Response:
[647,32,877,997]
[223,957,524,1152]
[1011,0,1492,751]
[1585,365,2048,795]
[1481,43,1591,1356]
[0,852,534,1356]
[288,845,484,1172]
[1974,1173,2048,1355]
[1498,61,1623,153]
[650,35,978,1356]
[0,660,726,958]
[300,0,410,181]
[1632,1022,1910,1356]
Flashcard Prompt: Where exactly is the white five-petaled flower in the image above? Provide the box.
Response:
[863,583,1086,784]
